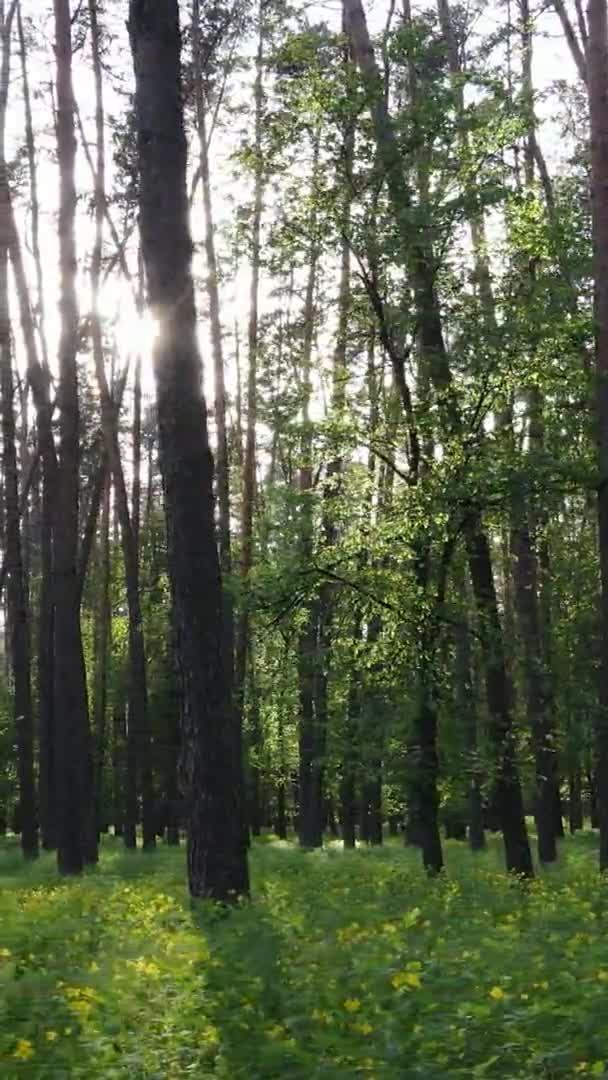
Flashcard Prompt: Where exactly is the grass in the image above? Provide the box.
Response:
[1,832,608,1078]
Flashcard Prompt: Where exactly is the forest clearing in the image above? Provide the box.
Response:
[3,830,608,1079]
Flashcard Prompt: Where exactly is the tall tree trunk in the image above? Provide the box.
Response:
[53,0,95,874]
[18,3,50,372]
[297,139,323,848]
[588,0,608,871]
[6,124,56,849]
[453,563,485,850]
[505,0,559,866]
[192,0,232,590]
[0,259,37,860]
[112,707,126,837]
[93,469,111,835]
[0,0,36,860]
[344,0,532,876]
[511,508,557,862]
[129,0,249,901]
[340,672,359,849]
[89,0,155,852]
[235,9,264,840]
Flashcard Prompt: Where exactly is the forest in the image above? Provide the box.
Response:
[2,0,608,1075]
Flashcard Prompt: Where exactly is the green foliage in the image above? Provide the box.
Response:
[2,835,608,1077]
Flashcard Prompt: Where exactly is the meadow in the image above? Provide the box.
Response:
[1,833,608,1079]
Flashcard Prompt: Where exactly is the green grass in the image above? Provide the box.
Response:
[1,832,608,1078]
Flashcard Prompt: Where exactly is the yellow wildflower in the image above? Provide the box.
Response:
[0,947,11,959]
[343,998,362,1012]
[45,1030,59,1042]
[489,986,505,1001]
[392,971,421,990]
[352,1021,373,1035]
[13,1039,34,1061]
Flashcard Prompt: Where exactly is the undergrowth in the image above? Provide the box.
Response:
[1,832,607,1078]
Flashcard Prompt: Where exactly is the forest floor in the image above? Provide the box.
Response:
[1,833,607,1079]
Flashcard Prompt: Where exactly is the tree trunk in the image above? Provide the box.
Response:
[344,0,532,877]
[466,529,533,875]
[453,562,486,851]
[89,0,155,852]
[18,3,50,373]
[53,0,95,874]
[569,772,584,833]
[38,456,55,848]
[192,0,232,592]
[129,0,249,901]
[588,0,608,871]
[340,672,359,850]
[234,9,264,843]
[93,470,111,837]
[0,254,37,859]
[112,708,126,837]
[511,511,557,862]
[0,2,36,860]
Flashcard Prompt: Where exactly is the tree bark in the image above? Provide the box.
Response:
[297,141,323,849]
[53,0,95,873]
[588,0,608,871]
[129,0,249,901]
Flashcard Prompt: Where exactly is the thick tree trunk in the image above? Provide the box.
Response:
[129,0,249,901]
[53,0,95,874]
[588,0,608,871]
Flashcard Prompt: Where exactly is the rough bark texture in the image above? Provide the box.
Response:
[129,0,249,901]
[588,0,608,871]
